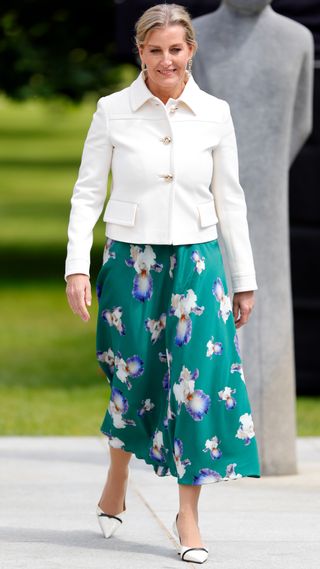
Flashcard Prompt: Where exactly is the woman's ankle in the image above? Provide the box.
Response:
[178,509,199,524]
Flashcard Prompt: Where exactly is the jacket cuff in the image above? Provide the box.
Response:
[64,260,90,282]
[231,274,258,293]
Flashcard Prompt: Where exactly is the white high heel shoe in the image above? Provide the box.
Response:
[172,512,209,564]
[96,466,131,539]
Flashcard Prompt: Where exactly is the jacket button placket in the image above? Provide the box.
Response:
[158,104,176,242]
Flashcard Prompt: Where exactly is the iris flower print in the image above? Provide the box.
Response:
[190,250,206,274]
[206,336,223,358]
[225,463,242,480]
[234,331,241,357]
[164,396,176,428]
[231,362,246,383]
[149,429,168,463]
[102,237,116,264]
[193,463,243,484]
[212,277,232,323]
[103,431,126,449]
[169,288,205,346]
[218,386,237,409]
[162,369,169,391]
[101,306,126,335]
[173,438,191,478]
[193,468,223,484]
[158,349,172,370]
[114,350,144,390]
[108,387,137,429]
[155,465,170,477]
[169,253,177,278]
[125,244,163,302]
[173,365,211,421]
[158,351,176,428]
[235,413,256,445]
[203,435,223,460]
[137,398,155,417]
[144,312,167,343]
[159,350,171,391]
[96,347,115,373]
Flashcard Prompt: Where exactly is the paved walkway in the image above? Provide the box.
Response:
[0,436,319,568]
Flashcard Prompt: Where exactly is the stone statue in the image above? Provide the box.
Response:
[192,0,314,475]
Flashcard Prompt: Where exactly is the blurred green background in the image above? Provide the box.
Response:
[0,1,319,435]
[0,64,142,435]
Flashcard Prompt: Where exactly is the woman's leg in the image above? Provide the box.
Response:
[176,484,205,547]
[98,446,132,515]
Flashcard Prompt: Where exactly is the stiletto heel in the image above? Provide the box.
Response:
[172,512,209,563]
[96,466,131,538]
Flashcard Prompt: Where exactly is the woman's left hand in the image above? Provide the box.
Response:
[232,290,255,329]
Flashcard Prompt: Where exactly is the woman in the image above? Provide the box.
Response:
[65,3,261,564]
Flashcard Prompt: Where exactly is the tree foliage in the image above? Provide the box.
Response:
[0,0,124,101]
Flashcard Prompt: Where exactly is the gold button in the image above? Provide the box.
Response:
[160,136,172,144]
[159,174,173,181]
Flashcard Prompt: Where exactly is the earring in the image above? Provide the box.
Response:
[141,62,147,74]
[185,58,192,79]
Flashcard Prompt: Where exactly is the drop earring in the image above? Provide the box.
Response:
[187,58,193,75]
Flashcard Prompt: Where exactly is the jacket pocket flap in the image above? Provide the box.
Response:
[103,199,137,226]
[197,200,219,227]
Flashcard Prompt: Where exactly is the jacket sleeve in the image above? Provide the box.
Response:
[211,102,258,293]
[64,97,113,282]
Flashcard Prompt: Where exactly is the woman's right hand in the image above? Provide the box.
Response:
[66,274,92,322]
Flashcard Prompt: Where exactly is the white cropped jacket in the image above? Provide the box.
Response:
[64,70,258,292]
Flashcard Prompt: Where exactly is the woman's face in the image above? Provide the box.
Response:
[138,25,194,90]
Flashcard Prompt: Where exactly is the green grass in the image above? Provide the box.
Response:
[0,281,111,434]
[0,70,319,436]
[295,397,320,436]
[0,386,109,435]
[0,282,100,389]
[0,94,104,249]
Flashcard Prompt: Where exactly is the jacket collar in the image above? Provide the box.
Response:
[129,70,203,115]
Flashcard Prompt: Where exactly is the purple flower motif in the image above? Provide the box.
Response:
[114,351,144,390]
[144,312,166,343]
[125,244,163,302]
[206,336,223,358]
[190,250,206,274]
[173,438,191,478]
[137,398,155,417]
[212,277,232,323]
[185,389,211,421]
[107,387,136,428]
[173,365,211,421]
[132,271,153,302]
[162,370,170,391]
[102,306,126,335]
[169,289,205,346]
[193,468,223,485]
[149,429,168,463]
[203,435,223,460]
[234,332,241,357]
[218,387,237,410]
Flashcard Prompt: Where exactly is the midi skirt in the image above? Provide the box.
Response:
[95,237,261,485]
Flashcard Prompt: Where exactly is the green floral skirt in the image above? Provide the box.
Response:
[95,237,261,485]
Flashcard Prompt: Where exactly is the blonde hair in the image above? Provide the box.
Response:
[133,3,198,58]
